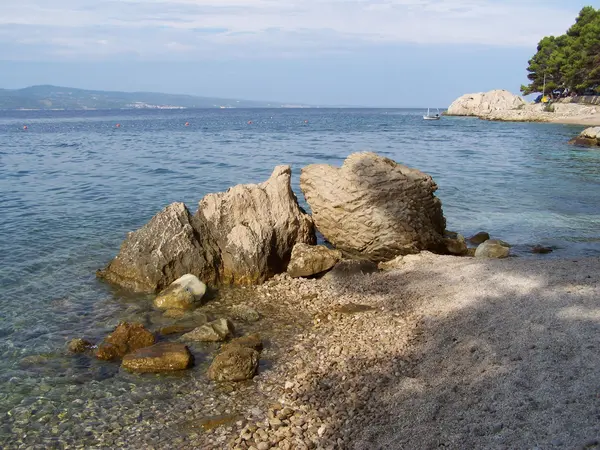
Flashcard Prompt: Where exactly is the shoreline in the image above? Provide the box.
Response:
[44,252,597,449]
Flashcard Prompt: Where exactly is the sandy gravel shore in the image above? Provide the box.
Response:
[221,253,600,449]
[109,253,600,449]
[551,115,600,126]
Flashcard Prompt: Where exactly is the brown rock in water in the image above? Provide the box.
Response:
[122,343,192,373]
[97,202,220,293]
[207,346,259,382]
[95,322,155,360]
[67,338,93,353]
[223,334,263,353]
[196,165,316,284]
[287,243,342,278]
[300,152,446,261]
[468,231,490,245]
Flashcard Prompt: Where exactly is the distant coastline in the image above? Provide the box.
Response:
[0,85,312,111]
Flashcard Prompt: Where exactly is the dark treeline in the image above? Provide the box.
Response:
[521,6,600,96]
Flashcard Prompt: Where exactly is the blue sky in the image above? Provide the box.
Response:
[0,0,593,106]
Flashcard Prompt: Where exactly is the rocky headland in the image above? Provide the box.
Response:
[446,89,600,126]
[52,152,600,449]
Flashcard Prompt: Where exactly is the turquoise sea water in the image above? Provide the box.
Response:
[0,108,599,447]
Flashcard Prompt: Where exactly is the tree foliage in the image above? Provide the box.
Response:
[521,7,600,95]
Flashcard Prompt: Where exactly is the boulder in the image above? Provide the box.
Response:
[443,232,468,256]
[223,334,264,353]
[97,203,219,293]
[154,274,207,310]
[287,243,342,278]
[95,322,155,360]
[230,304,260,322]
[446,90,525,117]
[121,343,192,373]
[196,165,316,284]
[181,318,234,342]
[468,231,490,245]
[300,153,446,261]
[67,338,93,353]
[474,239,511,259]
[207,346,259,382]
[568,127,600,147]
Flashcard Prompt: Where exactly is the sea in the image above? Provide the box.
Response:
[0,108,599,447]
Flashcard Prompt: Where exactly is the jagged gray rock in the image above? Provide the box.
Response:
[99,166,315,291]
[300,152,446,261]
[196,165,316,284]
[97,202,219,293]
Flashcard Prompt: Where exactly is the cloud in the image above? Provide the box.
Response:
[0,0,588,60]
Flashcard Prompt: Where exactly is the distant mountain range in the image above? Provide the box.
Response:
[0,85,308,110]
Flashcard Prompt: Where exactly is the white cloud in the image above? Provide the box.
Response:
[0,0,587,59]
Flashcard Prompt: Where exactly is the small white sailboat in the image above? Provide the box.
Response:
[423,108,441,120]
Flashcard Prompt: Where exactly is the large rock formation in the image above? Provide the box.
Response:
[196,165,315,284]
[569,126,600,147]
[446,90,525,117]
[300,152,446,261]
[97,203,219,293]
[98,166,316,291]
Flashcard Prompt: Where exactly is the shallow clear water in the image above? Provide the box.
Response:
[0,108,598,446]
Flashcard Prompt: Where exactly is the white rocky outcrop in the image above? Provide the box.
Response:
[446,90,525,117]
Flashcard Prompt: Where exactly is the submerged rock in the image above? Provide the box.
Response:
[468,231,490,245]
[67,338,93,353]
[230,304,260,322]
[97,202,219,293]
[300,152,446,261]
[475,239,511,259]
[154,274,207,310]
[207,346,259,382]
[569,126,600,147]
[287,243,342,278]
[95,322,155,360]
[121,343,192,373]
[532,245,553,254]
[446,90,525,117]
[196,165,316,284]
[181,318,234,342]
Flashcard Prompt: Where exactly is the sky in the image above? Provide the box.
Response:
[0,0,594,106]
